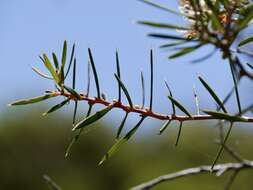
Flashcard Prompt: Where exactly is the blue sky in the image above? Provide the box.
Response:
[1,0,252,128]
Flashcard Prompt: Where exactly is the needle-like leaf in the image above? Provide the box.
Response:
[211,122,234,170]
[238,35,253,47]
[63,85,81,100]
[202,110,248,122]
[65,43,76,79]
[72,104,114,131]
[148,33,192,41]
[168,96,191,117]
[141,71,145,108]
[138,0,181,15]
[137,21,189,30]
[43,98,70,116]
[175,122,183,146]
[42,54,60,83]
[165,80,175,115]
[159,120,172,135]
[65,105,93,158]
[52,52,59,70]
[72,101,78,125]
[149,49,154,111]
[229,63,242,114]
[116,112,129,139]
[88,48,101,98]
[32,67,53,80]
[116,50,121,102]
[9,94,55,106]
[114,74,133,108]
[169,44,202,59]
[86,61,91,96]
[99,116,146,165]
[198,76,227,113]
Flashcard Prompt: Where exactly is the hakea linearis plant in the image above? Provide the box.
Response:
[8,0,253,189]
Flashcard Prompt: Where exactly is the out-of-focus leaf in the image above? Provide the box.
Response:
[204,0,224,32]
[114,74,133,108]
[43,98,70,116]
[148,33,192,41]
[169,44,202,59]
[236,4,253,30]
[72,104,114,131]
[198,76,227,113]
[168,96,191,117]
[137,21,189,30]
[99,117,145,165]
[160,41,189,48]
[138,0,181,15]
[238,35,253,47]
[9,94,55,106]
[247,63,253,70]
[32,67,53,80]
[202,110,248,122]
[43,54,60,83]
[63,85,81,100]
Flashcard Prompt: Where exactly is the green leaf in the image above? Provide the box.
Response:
[116,112,129,139]
[236,4,253,30]
[63,85,81,100]
[160,41,189,48]
[72,105,114,131]
[202,110,248,122]
[159,120,172,135]
[9,94,55,106]
[169,44,202,59]
[116,50,122,102]
[211,122,233,170]
[149,49,154,111]
[99,117,145,165]
[168,96,191,117]
[88,48,101,98]
[59,41,67,84]
[137,21,189,30]
[52,52,59,70]
[198,76,227,113]
[43,98,70,116]
[43,54,60,83]
[175,122,183,146]
[238,35,253,47]
[65,104,93,158]
[138,0,181,15]
[204,0,224,32]
[61,40,67,68]
[64,43,76,79]
[148,33,192,41]
[141,71,145,108]
[165,80,175,115]
[32,67,53,80]
[114,74,133,108]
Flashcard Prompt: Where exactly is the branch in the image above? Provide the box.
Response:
[52,91,253,123]
[129,161,253,190]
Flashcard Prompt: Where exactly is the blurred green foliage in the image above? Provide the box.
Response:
[0,107,253,190]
